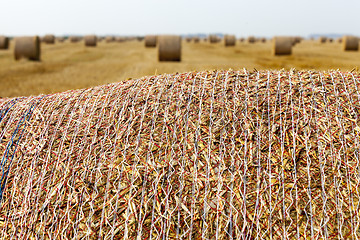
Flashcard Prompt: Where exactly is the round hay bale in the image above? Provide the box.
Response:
[69,36,81,43]
[193,37,200,43]
[158,35,181,62]
[247,36,256,43]
[0,36,9,49]
[342,35,359,51]
[84,35,97,47]
[116,37,126,43]
[239,38,245,42]
[224,34,236,46]
[319,36,327,43]
[260,37,267,43]
[185,37,192,43]
[56,37,66,43]
[106,36,115,43]
[42,34,55,44]
[0,70,359,239]
[145,35,157,47]
[209,34,220,43]
[14,36,40,61]
[272,36,292,56]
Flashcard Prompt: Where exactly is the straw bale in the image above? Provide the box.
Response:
[319,36,327,43]
[14,36,40,61]
[84,35,97,47]
[42,34,55,44]
[272,36,292,55]
[247,36,256,43]
[1,69,360,239]
[224,34,236,46]
[145,35,157,47]
[69,36,81,43]
[342,35,359,51]
[158,35,181,61]
[209,34,220,43]
[0,36,9,49]
[193,37,200,43]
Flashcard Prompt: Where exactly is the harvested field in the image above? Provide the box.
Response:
[0,69,360,239]
[0,39,360,97]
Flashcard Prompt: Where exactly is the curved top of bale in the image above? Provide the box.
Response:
[0,70,360,238]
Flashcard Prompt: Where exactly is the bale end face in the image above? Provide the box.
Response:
[272,37,292,56]
[342,36,359,51]
[84,35,97,47]
[0,36,9,49]
[158,35,181,62]
[14,36,41,61]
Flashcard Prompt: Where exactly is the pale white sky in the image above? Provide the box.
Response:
[1,0,359,37]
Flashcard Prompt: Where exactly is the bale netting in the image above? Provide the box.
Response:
[342,36,359,51]
[84,35,97,47]
[1,69,360,239]
[158,35,181,62]
[14,36,41,61]
[145,35,157,47]
[272,37,292,56]
[224,35,236,46]
[0,36,9,49]
[42,34,55,44]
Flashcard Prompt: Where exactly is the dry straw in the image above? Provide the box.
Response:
[224,34,236,46]
[158,35,181,61]
[14,36,40,61]
[145,35,157,47]
[342,35,359,51]
[0,36,9,49]
[84,35,97,47]
[42,34,55,44]
[272,36,292,55]
[0,69,359,239]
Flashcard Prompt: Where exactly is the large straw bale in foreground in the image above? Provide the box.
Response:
[14,36,40,61]
[0,36,9,49]
[1,70,360,238]
[272,36,292,55]
[342,35,359,51]
[145,35,157,47]
[158,35,181,61]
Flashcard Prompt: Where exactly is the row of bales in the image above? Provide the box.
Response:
[0,34,359,62]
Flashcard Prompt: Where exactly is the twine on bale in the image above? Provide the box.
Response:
[84,35,97,47]
[158,35,181,62]
[1,69,360,239]
[342,36,359,51]
[0,36,9,50]
[224,35,236,47]
[14,36,41,61]
[272,37,292,56]
[145,35,157,47]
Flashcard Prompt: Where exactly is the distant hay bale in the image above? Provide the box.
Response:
[328,38,333,43]
[116,37,126,42]
[342,36,359,51]
[185,37,192,43]
[42,34,55,44]
[69,36,81,43]
[224,35,236,46]
[209,35,220,43]
[239,38,245,42]
[260,37,267,43]
[56,37,65,43]
[84,35,97,47]
[0,36,9,49]
[247,36,256,43]
[193,37,200,43]
[106,36,115,43]
[319,36,327,43]
[337,38,343,43]
[158,35,181,62]
[145,35,157,47]
[14,36,41,61]
[272,37,292,56]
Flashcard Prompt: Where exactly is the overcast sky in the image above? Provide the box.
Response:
[1,0,359,38]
